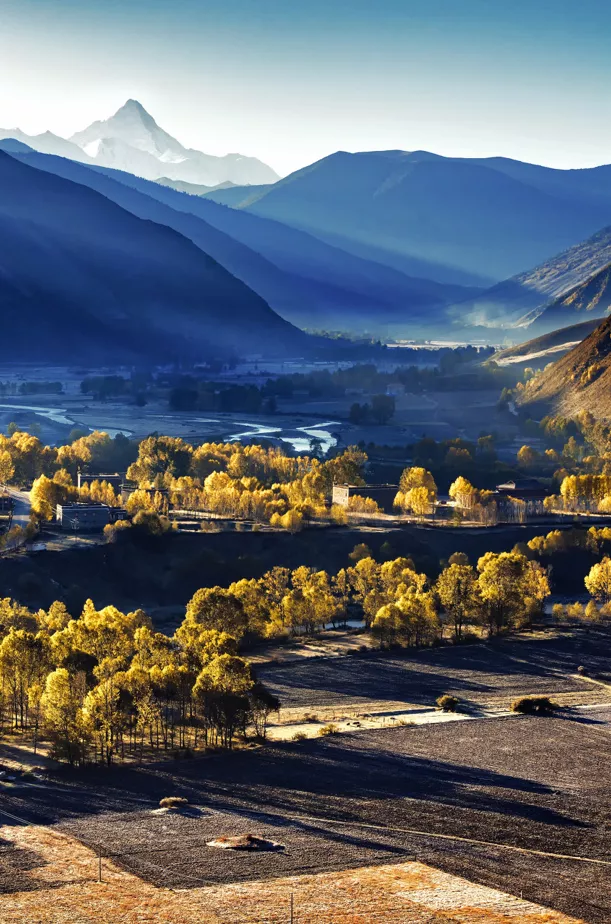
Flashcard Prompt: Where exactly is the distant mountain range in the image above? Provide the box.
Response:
[5,143,473,337]
[518,314,611,417]
[0,149,302,362]
[214,150,611,287]
[8,118,611,351]
[0,100,279,187]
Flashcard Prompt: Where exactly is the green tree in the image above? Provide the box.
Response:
[370,394,395,425]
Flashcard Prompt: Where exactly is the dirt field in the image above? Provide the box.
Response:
[1,705,610,922]
[258,631,611,714]
[0,825,582,924]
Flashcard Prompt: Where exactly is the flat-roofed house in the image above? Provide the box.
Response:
[56,502,128,531]
[332,483,398,514]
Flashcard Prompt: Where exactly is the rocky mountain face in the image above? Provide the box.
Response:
[451,227,611,331]
[525,262,611,336]
[518,314,611,416]
[492,319,601,368]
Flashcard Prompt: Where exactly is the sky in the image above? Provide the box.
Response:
[2,0,611,176]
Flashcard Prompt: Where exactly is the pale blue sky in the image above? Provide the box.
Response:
[1,0,611,175]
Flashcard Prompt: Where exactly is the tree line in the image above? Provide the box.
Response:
[0,542,554,765]
[0,597,278,766]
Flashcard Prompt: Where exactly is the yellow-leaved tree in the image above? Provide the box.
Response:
[585,556,611,604]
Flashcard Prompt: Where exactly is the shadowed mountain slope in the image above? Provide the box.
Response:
[0,150,302,362]
[223,150,611,285]
[94,165,477,333]
[157,178,236,196]
[8,147,473,335]
[492,319,601,367]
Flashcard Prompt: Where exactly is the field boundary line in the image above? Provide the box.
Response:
[251,808,611,868]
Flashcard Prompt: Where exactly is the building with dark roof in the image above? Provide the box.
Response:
[495,478,550,500]
[495,478,550,518]
[56,502,128,531]
[332,483,398,514]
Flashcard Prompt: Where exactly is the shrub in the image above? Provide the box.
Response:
[511,696,559,715]
[103,520,132,543]
[133,510,172,536]
[200,521,221,533]
[318,723,340,736]
[159,796,189,809]
[292,732,307,741]
[330,504,348,526]
[436,694,459,712]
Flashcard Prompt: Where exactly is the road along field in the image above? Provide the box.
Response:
[1,705,610,922]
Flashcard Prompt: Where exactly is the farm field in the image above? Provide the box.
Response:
[1,706,610,921]
[258,630,611,713]
[0,826,582,923]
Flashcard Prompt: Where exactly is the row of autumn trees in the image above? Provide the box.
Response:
[0,428,135,488]
[124,436,368,531]
[393,468,518,524]
[4,431,370,533]
[449,471,611,517]
[0,548,551,765]
[183,548,550,645]
[0,427,562,531]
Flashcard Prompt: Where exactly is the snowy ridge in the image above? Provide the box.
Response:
[0,100,278,187]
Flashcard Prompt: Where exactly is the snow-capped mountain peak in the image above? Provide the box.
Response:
[65,100,279,185]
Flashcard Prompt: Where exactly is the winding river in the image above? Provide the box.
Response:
[0,404,339,454]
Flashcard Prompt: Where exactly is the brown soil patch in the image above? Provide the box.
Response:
[0,824,583,924]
